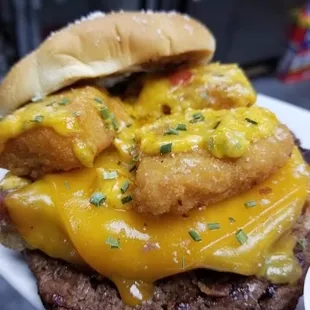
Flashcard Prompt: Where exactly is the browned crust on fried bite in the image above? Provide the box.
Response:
[133,124,294,215]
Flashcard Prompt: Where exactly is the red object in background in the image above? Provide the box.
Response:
[277,3,310,83]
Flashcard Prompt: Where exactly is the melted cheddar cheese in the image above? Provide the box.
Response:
[126,63,257,122]
[5,147,309,305]
[0,87,130,167]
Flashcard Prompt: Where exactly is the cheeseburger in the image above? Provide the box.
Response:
[0,11,309,310]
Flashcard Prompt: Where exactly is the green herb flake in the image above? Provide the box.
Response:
[245,118,258,125]
[120,180,130,194]
[297,238,307,250]
[176,124,187,131]
[190,112,205,123]
[228,217,236,223]
[94,97,103,104]
[188,229,202,242]
[105,236,120,249]
[89,192,106,207]
[207,222,221,230]
[121,195,132,204]
[72,111,81,117]
[103,171,118,180]
[164,127,179,135]
[132,153,140,162]
[111,114,119,131]
[100,107,110,120]
[0,115,4,121]
[59,98,70,106]
[181,256,186,269]
[160,143,172,155]
[244,200,257,208]
[128,145,136,156]
[235,229,248,245]
[64,181,70,190]
[31,115,44,123]
[213,121,221,129]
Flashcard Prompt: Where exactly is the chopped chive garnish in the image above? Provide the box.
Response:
[129,163,137,172]
[132,153,140,162]
[120,180,130,194]
[297,238,307,250]
[228,217,236,223]
[128,145,136,156]
[111,115,119,131]
[213,121,221,129]
[207,222,221,230]
[64,181,70,190]
[244,200,257,208]
[0,116,3,121]
[245,118,258,125]
[164,127,179,135]
[59,98,69,105]
[160,143,172,154]
[188,229,202,242]
[31,94,43,102]
[190,112,205,123]
[103,171,118,180]
[181,256,186,269]
[100,107,110,119]
[235,229,248,245]
[121,195,132,204]
[72,111,81,117]
[105,236,120,249]
[89,192,106,206]
[176,124,187,131]
[31,115,44,123]
[94,97,103,103]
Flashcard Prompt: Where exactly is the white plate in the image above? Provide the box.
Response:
[0,93,309,310]
[305,269,310,310]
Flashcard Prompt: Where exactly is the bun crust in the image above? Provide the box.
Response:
[0,11,215,115]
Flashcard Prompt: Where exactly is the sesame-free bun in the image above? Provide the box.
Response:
[0,11,215,115]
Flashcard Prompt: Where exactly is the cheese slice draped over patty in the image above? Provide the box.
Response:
[4,147,310,305]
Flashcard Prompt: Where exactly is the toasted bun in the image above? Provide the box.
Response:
[0,11,215,115]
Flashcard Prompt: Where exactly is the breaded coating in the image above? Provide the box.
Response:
[0,86,130,178]
[126,63,256,122]
[133,125,294,215]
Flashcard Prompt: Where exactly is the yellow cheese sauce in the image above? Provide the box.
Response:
[4,147,309,305]
[126,63,257,122]
[131,106,277,159]
[0,86,130,167]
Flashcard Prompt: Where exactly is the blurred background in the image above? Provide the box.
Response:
[0,0,309,309]
[0,0,309,109]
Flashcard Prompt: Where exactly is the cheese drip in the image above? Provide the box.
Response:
[5,147,309,305]
[0,86,130,167]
